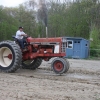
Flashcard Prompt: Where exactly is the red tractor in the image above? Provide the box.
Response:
[0,36,69,74]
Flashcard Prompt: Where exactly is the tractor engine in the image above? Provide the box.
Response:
[23,37,66,61]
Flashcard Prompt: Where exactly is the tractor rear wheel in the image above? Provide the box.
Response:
[0,41,22,73]
[22,58,42,70]
[51,57,69,74]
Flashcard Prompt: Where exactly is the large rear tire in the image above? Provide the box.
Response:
[22,58,42,70]
[51,57,69,74]
[0,41,22,73]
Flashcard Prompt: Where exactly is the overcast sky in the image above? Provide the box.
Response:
[0,0,26,7]
[0,0,72,7]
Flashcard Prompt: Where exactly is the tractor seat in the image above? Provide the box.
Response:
[12,35,16,38]
[12,35,18,42]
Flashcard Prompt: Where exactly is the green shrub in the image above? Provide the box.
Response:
[90,49,100,57]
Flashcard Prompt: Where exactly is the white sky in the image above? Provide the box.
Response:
[0,0,72,7]
[0,0,26,7]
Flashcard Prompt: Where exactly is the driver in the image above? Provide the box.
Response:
[15,26,27,49]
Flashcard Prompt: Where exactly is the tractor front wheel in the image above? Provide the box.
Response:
[51,57,69,74]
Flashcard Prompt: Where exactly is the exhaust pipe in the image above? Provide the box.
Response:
[46,26,48,38]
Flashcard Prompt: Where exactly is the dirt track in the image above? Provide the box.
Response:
[0,59,100,100]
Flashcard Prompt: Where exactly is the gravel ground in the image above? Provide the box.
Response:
[0,59,100,100]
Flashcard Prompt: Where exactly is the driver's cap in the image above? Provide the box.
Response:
[19,26,23,29]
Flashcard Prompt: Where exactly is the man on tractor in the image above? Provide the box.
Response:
[15,26,27,49]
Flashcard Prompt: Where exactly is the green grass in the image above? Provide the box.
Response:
[86,56,100,60]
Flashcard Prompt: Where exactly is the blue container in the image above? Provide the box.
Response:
[64,37,89,59]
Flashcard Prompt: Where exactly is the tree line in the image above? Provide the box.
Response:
[0,0,100,49]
